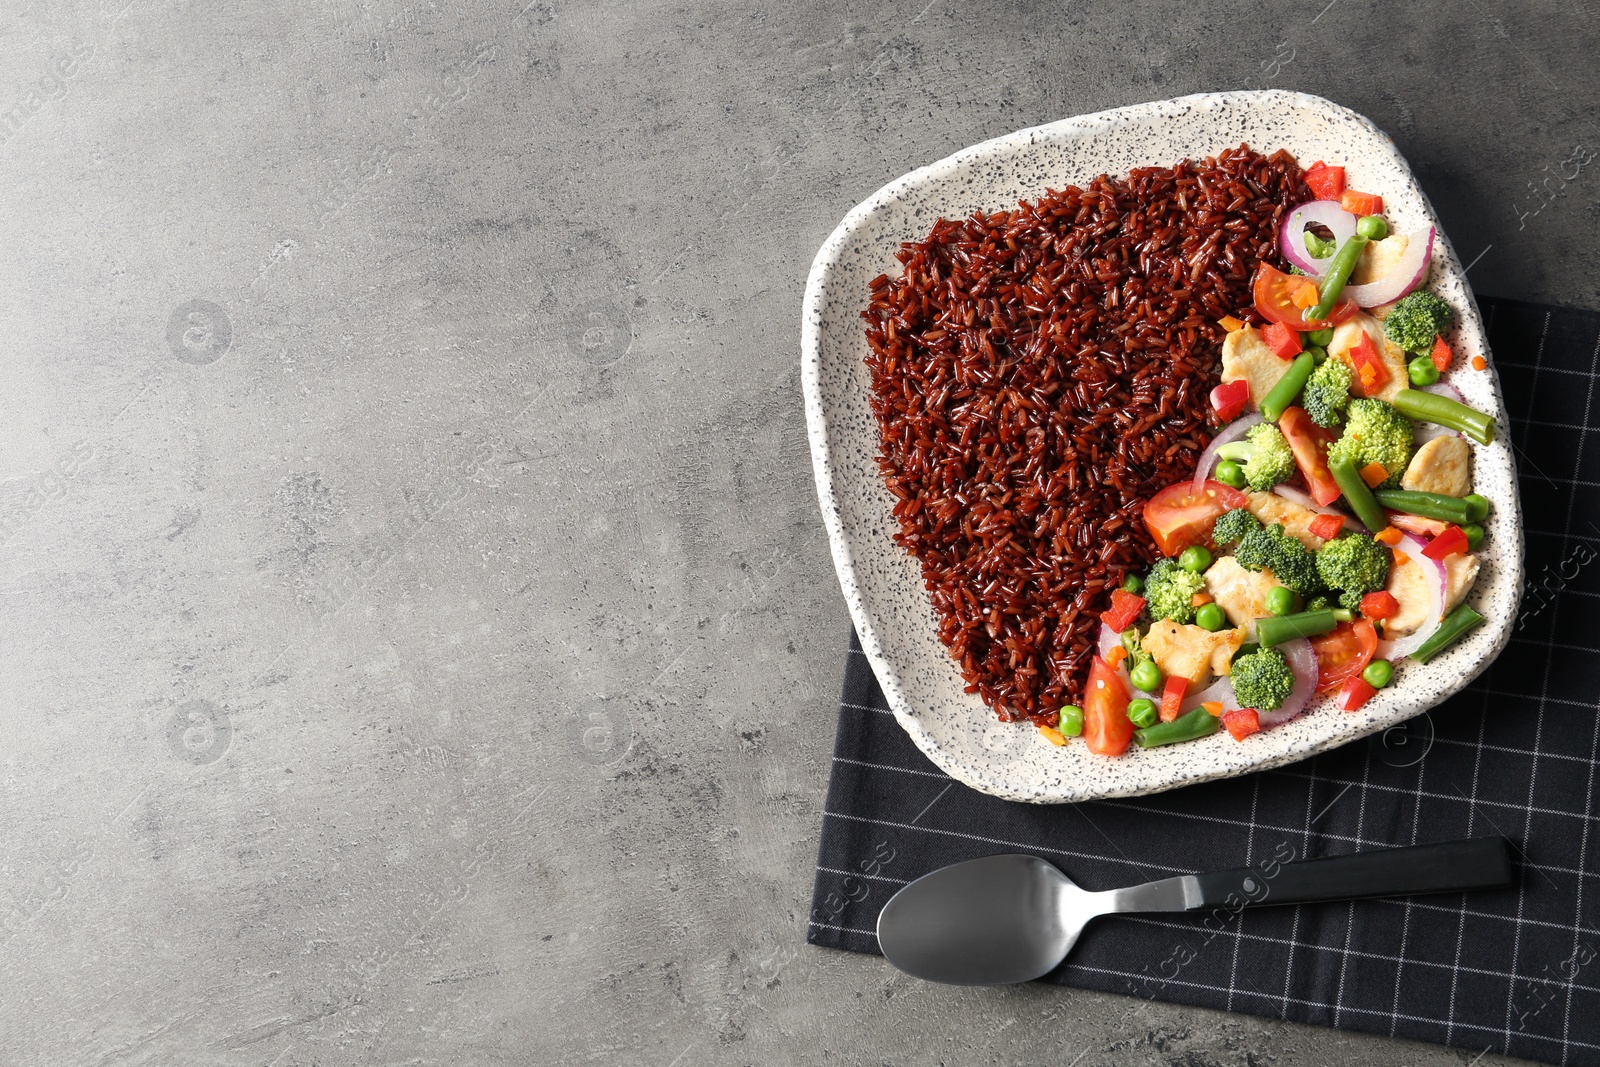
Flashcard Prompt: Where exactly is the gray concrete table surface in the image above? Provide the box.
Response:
[0,0,1594,1064]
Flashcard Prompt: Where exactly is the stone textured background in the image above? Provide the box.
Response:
[0,1,1594,1064]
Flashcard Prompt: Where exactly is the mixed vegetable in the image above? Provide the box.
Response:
[1044,162,1496,757]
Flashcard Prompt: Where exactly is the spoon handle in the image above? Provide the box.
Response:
[1190,836,1512,909]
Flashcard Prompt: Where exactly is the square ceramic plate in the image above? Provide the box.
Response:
[802,90,1524,803]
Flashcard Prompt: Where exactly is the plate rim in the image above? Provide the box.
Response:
[802,88,1525,803]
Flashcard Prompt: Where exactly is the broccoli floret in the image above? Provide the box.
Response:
[1212,507,1261,546]
[1302,357,1353,429]
[1315,532,1392,604]
[1383,290,1453,355]
[1326,398,1415,490]
[1230,647,1296,711]
[1303,230,1337,259]
[1306,594,1335,612]
[1144,558,1207,625]
[1215,423,1296,491]
[1234,522,1323,596]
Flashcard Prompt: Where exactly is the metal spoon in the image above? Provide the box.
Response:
[877,836,1512,985]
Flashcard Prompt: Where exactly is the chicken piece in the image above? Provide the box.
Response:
[1328,311,1408,402]
[1350,233,1411,286]
[1142,617,1248,689]
[1401,435,1471,498]
[1384,551,1481,636]
[1203,556,1282,628]
[1221,326,1290,411]
[1244,490,1333,551]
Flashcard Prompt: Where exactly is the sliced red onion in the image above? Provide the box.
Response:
[1180,672,1241,716]
[1343,227,1435,308]
[1380,534,1447,660]
[1280,201,1358,277]
[1422,380,1465,403]
[1096,622,1134,689]
[1272,485,1354,529]
[1191,413,1262,494]
[1258,638,1317,727]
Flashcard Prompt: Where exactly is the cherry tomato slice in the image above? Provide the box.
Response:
[1310,619,1378,693]
[1278,406,1343,507]
[1083,655,1134,757]
[1143,480,1251,558]
[1253,264,1359,332]
[1338,675,1378,712]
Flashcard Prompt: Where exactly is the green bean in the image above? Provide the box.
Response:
[1392,389,1496,445]
[1255,609,1341,647]
[1059,705,1084,736]
[1126,698,1159,728]
[1373,489,1474,525]
[1329,452,1390,532]
[1464,494,1490,522]
[1331,607,1356,623]
[1260,352,1317,421]
[1310,234,1369,321]
[1463,523,1485,549]
[1409,604,1486,663]
[1306,345,1329,365]
[1307,327,1335,347]
[1134,706,1221,748]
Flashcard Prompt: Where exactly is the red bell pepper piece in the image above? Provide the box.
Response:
[1348,332,1391,397]
[1308,513,1345,541]
[1160,675,1188,723]
[1339,189,1384,216]
[1360,590,1400,620]
[1100,588,1146,633]
[1423,524,1470,560]
[1338,675,1378,712]
[1304,162,1346,201]
[1222,707,1261,740]
[1430,335,1453,373]
[1260,322,1303,361]
[1278,406,1343,506]
[1210,379,1251,423]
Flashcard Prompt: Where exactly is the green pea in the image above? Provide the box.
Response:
[1306,345,1329,365]
[1059,705,1084,736]
[1356,215,1389,240]
[1195,602,1227,632]
[1130,658,1164,693]
[1214,459,1247,490]
[1307,327,1335,347]
[1178,545,1212,574]
[1265,586,1298,617]
[1406,356,1440,386]
[1464,494,1490,523]
[1126,698,1158,728]
[1122,573,1144,594]
[1463,523,1485,549]
[1362,658,1394,688]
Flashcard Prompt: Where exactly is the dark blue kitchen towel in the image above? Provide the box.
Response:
[808,296,1600,1066]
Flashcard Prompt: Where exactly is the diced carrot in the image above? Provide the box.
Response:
[1430,335,1453,373]
[1359,462,1389,488]
[1105,645,1127,669]
[1374,526,1403,546]
[1201,701,1224,717]
[1472,355,1487,371]
[1340,190,1384,216]
[1038,725,1067,746]
[1218,315,1245,332]
[1191,592,1213,608]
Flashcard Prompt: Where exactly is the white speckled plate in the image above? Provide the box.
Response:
[801,90,1524,803]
